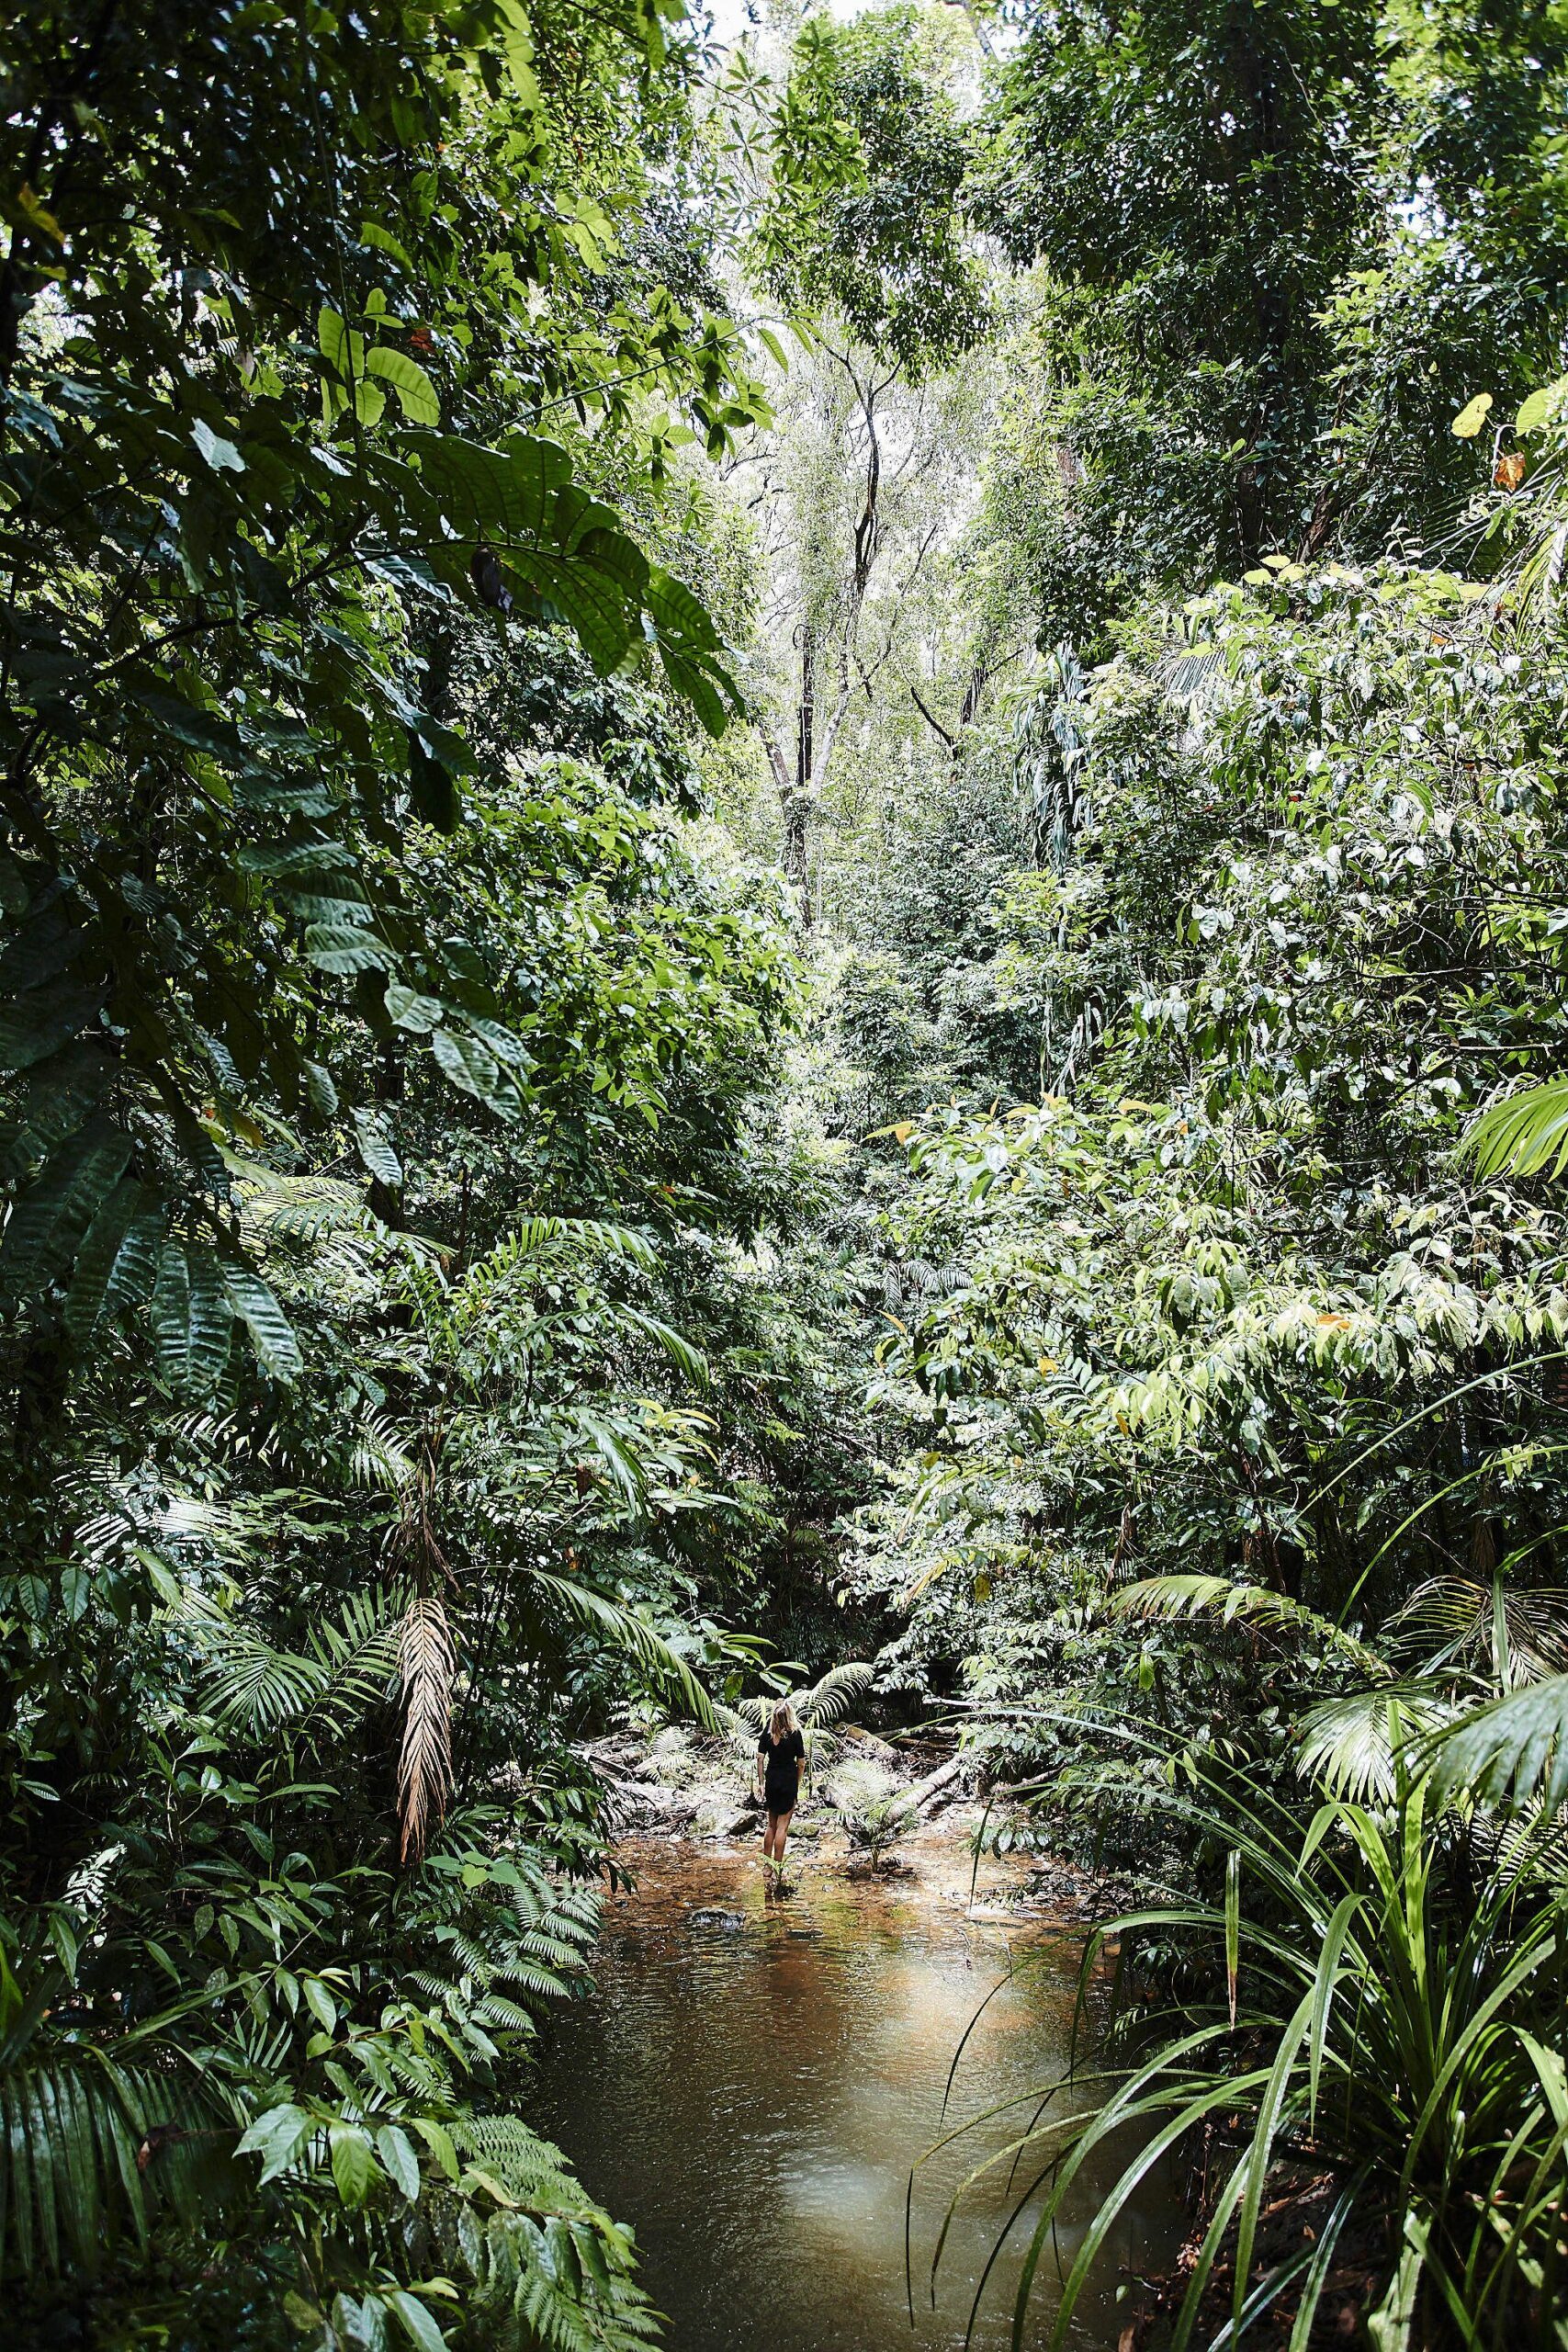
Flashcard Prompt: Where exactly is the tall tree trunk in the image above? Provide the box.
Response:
[762,375,886,918]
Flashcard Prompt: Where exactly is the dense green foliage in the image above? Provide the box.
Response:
[0,6,808,2346]
[11,0,1568,2346]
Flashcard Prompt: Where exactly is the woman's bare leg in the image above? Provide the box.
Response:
[772,1808,794,1872]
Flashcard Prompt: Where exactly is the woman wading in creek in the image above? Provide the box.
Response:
[756,1698,807,1883]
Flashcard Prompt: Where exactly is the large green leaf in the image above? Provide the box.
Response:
[0,979,105,1072]
[151,1239,233,1397]
[365,346,439,426]
[402,430,572,545]
[222,1262,303,1383]
[646,565,720,652]
[63,1177,161,1338]
[430,1028,521,1116]
[1421,1674,1568,1813]
[527,549,641,673]
[0,1121,131,1299]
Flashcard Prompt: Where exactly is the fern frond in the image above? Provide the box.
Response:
[472,1996,545,2033]
[736,1660,875,1736]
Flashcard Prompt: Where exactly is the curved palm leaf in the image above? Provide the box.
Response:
[734,1659,876,1734]
[0,2053,222,2274]
[0,1962,234,2278]
[1462,1079,1568,1180]
[442,1216,657,1345]
[1297,1687,1451,1802]
[189,1587,403,1738]
[1106,1575,1387,1674]
[616,1306,708,1386]
[797,1658,876,1728]
[193,1612,328,1733]
[1420,1671,1568,1813]
[1388,1573,1568,1687]
[527,1569,716,1730]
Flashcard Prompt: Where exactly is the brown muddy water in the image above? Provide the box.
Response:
[528,1836,1170,2352]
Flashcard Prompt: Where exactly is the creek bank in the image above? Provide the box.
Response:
[580,1722,1138,1926]
[581,1719,967,1840]
[1124,2166,1386,2351]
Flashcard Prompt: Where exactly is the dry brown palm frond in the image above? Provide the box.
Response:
[397,1594,456,1862]
[386,1444,450,1579]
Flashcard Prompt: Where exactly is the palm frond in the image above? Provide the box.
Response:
[194,1611,329,1734]
[797,1658,875,1728]
[398,1596,457,1863]
[1461,1079,1568,1180]
[527,1569,716,1729]
[1106,1574,1387,1673]
[1420,1670,1568,1814]
[344,1409,417,1496]
[0,2038,228,2277]
[306,1585,404,1731]
[443,1217,657,1346]
[1297,1688,1451,1802]
[187,1588,403,1740]
[1388,1574,1568,1686]
[615,1306,708,1385]
[227,1157,366,1245]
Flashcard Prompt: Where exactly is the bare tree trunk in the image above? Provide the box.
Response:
[761,371,889,921]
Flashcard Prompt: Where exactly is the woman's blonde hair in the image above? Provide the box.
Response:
[768,1697,800,1741]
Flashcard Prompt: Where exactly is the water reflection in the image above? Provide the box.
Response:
[528,1841,1167,2350]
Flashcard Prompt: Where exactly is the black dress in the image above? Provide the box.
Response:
[758,1727,806,1814]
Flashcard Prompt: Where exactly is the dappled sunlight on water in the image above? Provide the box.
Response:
[528,1840,1170,2350]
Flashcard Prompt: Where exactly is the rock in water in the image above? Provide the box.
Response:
[687,1907,746,1932]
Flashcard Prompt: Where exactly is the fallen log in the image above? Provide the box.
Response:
[904,1751,968,1816]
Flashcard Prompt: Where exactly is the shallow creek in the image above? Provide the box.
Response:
[529,1835,1168,2350]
